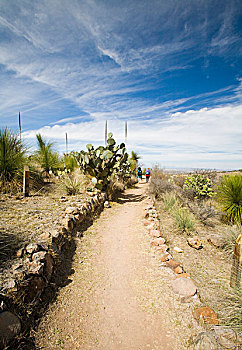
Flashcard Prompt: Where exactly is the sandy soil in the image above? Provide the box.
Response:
[35,183,200,350]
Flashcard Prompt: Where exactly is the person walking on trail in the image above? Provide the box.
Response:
[137,167,142,183]
[145,168,151,183]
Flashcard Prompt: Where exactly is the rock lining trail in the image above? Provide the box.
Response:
[35,184,187,349]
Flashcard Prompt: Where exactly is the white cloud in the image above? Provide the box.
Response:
[22,104,242,170]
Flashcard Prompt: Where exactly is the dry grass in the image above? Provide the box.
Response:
[156,199,241,335]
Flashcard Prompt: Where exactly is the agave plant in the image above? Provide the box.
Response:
[0,128,25,184]
[216,175,242,224]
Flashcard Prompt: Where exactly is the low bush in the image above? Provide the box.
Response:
[215,175,242,224]
[172,206,195,232]
[149,178,175,198]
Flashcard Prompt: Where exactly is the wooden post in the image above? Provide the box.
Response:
[230,233,242,288]
[23,166,30,197]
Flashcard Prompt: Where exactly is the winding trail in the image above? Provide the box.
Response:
[35,184,175,349]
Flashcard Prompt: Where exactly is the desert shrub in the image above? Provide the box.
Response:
[183,174,214,200]
[220,225,241,257]
[215,175,242,224]
[163,192,179,211]
[149,178,175,198]
[186,201,218,225]
[173,175,186,188]
[0,128,25,191]
[172,206,195,232]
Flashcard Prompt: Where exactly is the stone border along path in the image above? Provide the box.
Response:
[144,197,242,350]
[0,191,106,349]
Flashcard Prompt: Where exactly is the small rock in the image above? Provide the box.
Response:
[104,201,111,208]
[28,261,44,275]
[174,246,183,253]
[62,216,74,232]
[39,232,50,241]
[164,259,181,269]
[207,234,225,248]
[26,243,39,254]
[65,206,80,215]
[176,273,190,278]
[193,307,219,325]
[187,236,203,250]
[151,230,163,239]
[0,311,21,348]
[174,266,183,274]
[158,252,171,262]
[150,238,166,247]
[171,277,197,297]
[16,247,25,258]
[32,251,47,262]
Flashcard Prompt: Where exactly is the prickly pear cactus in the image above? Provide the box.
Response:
[75,133,131,190]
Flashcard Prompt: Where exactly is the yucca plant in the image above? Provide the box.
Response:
[35,133,60,175]
[0,128,25,186]
[215,175,242,224]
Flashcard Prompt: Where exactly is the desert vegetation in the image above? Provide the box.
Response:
[0,129,137,268]
[149,168,242,336]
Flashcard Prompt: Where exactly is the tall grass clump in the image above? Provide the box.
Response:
[220,288,242,335]
[0,128,25,190]
[172,206,195,232]
[215,175,242,224]
[163,192,179,211]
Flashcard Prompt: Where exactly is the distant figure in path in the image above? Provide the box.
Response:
[137,167,142,183]
[145,168,151,183]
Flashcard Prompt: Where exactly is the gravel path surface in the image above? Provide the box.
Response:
[35,184,196,349]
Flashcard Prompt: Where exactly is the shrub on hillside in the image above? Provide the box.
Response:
[215,175,242,224]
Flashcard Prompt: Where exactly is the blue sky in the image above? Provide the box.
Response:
[0,0,241,169]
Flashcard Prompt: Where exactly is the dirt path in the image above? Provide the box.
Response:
[35,184,188,349]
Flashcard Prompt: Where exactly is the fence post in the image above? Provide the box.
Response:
[23,166,30,197]
[230,233,242,288]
